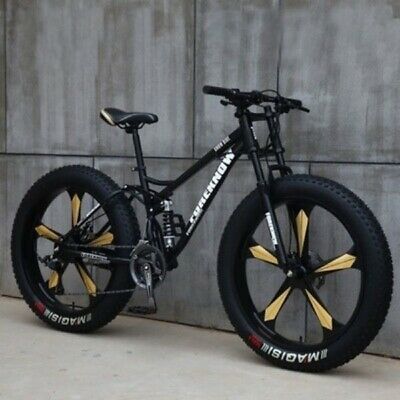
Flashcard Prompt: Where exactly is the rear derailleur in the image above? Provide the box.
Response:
[128,240,167,315]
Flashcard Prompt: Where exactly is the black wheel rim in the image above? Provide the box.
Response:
[22,185,117,315]
[236,198,365,351]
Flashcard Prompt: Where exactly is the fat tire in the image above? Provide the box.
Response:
[218,174,393,372]
[11,165,140,333]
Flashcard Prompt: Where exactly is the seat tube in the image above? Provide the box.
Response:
[132,130,151,203]
[239,113,289,271]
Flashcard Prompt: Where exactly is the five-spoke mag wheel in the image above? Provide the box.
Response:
[248,206,359,342]
[218,175,392,371]
[12,165,139,332]
[35,190,114,301]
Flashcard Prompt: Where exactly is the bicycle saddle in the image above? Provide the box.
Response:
[100,108,158,129]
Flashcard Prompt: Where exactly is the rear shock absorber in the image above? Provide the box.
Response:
[162,200,175,248]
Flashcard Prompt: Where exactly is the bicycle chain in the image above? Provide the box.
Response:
[65,243,135,250]
[57,288,135,297]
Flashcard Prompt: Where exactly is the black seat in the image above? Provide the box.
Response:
[100,108,158,130]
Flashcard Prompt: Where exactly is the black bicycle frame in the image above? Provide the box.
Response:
[128,109,290,273]
[64,108,291,274]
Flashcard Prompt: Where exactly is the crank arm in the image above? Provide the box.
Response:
[128,262,157,315]
[143,266,156,312]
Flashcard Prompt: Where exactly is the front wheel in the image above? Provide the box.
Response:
[218,174,392,372]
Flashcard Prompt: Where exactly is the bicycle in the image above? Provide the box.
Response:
[11,85,393,372]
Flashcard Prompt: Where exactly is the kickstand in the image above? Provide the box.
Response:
[128,264,157,315]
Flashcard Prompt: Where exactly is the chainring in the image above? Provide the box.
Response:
[130,241,167,289]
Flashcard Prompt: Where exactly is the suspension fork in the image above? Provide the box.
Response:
[238,112,290,274]
[264,105,286,168]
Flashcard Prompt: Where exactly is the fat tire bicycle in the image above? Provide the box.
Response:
[11,85,393,372]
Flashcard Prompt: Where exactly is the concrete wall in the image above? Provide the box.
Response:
[0,0,399,357]
[0,0,4,151]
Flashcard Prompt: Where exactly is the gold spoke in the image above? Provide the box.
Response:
[35,224,60,242]
[71,194,81,227]
[89,232,114,247]
[314,253,356,274]
[264,287,292,321]
[76,263,97,296]
[48,271,60,289]
[295,210,308,257]
[305,290,333,330]
[249,245,278,265]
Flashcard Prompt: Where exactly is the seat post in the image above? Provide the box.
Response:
[131,129,150,195]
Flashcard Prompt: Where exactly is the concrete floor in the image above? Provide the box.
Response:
[0,297,399,400]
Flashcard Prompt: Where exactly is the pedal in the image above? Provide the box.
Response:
[128,291,157,315]
[128,305,157,315]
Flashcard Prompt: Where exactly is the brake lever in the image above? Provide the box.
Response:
[220,99,232,106]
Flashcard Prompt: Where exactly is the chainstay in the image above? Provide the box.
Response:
[56,288,135,297]
[64,243,135,250]
[49,243,141,296]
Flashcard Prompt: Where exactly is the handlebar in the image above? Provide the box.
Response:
[202,85,309,113]
[283,97,310,113]
[203,85,236,97]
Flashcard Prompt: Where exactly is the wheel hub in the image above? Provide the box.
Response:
[286,252,308,279]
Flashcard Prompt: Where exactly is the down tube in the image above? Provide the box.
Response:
[172,145,243,257]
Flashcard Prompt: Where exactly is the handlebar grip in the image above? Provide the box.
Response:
[203,85,234,97]
[285,97,310,112]
[286,98,303,108]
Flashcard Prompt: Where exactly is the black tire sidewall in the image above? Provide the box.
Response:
[218,175,392,371]
[12,165,140,332]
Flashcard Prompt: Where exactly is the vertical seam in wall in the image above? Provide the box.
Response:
[0,157,6,294]
[191,0,197,159]
[3,0,6,153]
[278,0,311,341]
[0,0,6,293]
[276,0,283,92]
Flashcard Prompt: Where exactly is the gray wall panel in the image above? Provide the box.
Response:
[6,0,101,155]
[310,162,400,357]
[194,0,280,157]
[97,0,194,158]
[0,157,6,294]
[0,0,5,151]
[6,0,194,157]
[0,155,93,297]
[2,0,400,358]
[280,0,400,163]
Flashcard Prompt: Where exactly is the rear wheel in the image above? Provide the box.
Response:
[218,174,392,371]
[11,165,140,332]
